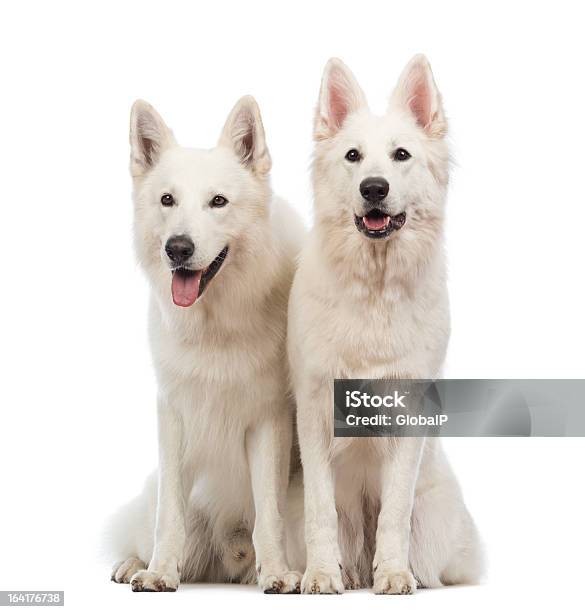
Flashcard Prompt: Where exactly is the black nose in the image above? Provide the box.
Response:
[360,177,389,202]
[165,235,194,265]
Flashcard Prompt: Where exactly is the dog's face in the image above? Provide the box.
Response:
[313,55,449,245]
[130,97,271,307]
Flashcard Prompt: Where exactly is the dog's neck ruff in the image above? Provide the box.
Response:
[315,210,444,302]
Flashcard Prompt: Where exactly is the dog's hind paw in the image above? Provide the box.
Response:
[130,569,179,592]
[111,557,146,584]
[220,526,255,579]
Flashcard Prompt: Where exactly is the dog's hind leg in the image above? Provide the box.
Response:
[438,509,484,586]
[408,444,484,587]
[106,472,157,584]
[409,485,483,587]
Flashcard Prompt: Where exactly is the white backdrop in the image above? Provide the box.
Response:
[1,1,584,611]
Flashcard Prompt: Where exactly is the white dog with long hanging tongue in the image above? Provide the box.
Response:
[107,95,305,593]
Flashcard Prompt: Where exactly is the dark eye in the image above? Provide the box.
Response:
[160,193,174,206]
[210,195,228,208]
[345,149,361,163]
[393,148,411,162]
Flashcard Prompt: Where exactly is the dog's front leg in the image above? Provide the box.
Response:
[297,388,344,594]
[372,437,425,595]
[246,411,301,594]
[131,396,185,592]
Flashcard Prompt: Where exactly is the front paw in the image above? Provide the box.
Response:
[373,567,416,595]
[258,569,302,594]
[130,569,179,592]
[301,566,344,594]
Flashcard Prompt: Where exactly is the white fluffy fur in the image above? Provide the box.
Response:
[287,55,483,594]
[107,96,305,593]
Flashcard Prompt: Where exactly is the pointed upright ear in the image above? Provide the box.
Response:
[390,54,446,138]
[218,95,271,176]
[315,58,367,140]
[129,100,176,177]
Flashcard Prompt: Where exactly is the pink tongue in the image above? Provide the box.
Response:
[363,214,390,230]
[171,271,202,307]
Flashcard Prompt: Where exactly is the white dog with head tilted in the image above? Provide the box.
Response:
[107,96,304,593]
[287,55,483,594]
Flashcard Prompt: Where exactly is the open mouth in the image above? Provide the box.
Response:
[171,246,229,307]
[354,209,406,239]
